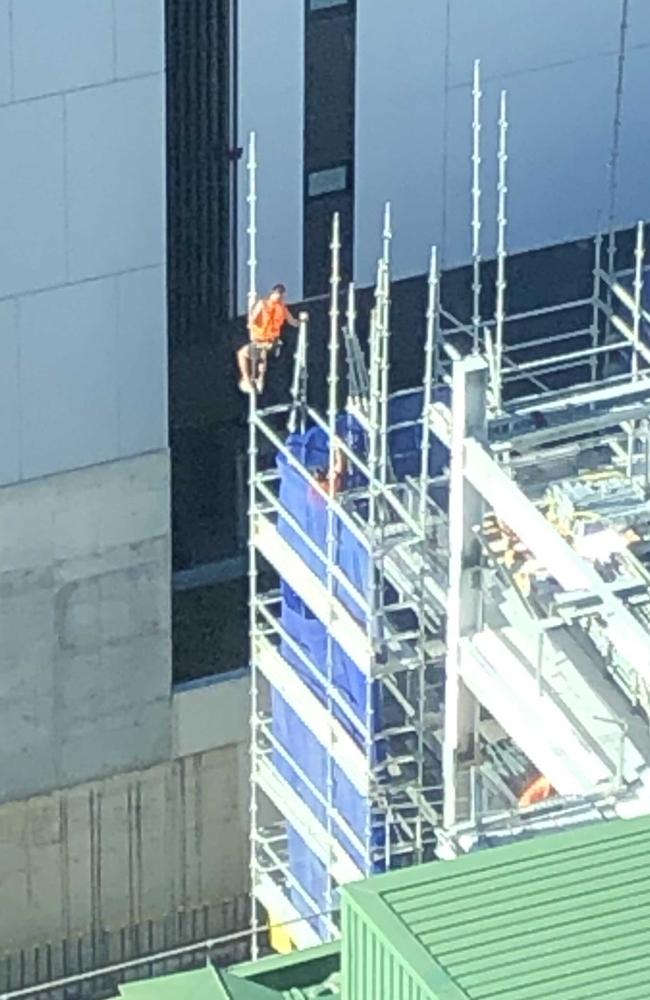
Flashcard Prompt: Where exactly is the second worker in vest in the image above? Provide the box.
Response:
[237,283,300,393]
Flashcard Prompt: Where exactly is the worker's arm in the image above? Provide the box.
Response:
[284,306,300,329]
[249,299,263,324]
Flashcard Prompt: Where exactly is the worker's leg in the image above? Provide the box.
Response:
[255,345,270,392]
[236,343,253,393]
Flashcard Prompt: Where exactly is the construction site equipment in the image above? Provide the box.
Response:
[246,56,650,952]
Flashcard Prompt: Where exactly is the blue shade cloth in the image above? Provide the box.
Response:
[270,389,450,920]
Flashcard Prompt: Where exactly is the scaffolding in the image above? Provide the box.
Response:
[247,62,650,952]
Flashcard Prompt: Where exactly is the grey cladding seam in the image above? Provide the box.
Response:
[0,68,161,111]
[0,261,163,306]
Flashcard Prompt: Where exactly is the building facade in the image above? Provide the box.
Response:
[0,0,251,969]
[237,0,650,304]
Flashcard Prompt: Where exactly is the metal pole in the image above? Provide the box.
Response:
[416,245,439,862]
[632,220,644,381]
[471,59,482,354]
[380,260,392,487]
[365,307,381,878]
[247,298,260,953]
[590,233,603,384]
[287,312,309,434]
[245,128,261,961]
[324,211,341,936]
[420,246,438,526]
[494,90,509,413]
[379,203,393,488]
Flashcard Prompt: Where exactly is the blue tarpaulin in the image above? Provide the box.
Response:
[271,390,449,921]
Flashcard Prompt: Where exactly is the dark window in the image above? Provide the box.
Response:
[165,0,237,348]
[304,0,355,296]
[304,194,354,298]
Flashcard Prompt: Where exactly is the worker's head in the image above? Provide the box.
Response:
[269,283,286,303]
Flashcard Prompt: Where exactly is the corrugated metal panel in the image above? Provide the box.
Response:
[341,900,430,1000]
[342,814,650,1000]
[166,0,232,347]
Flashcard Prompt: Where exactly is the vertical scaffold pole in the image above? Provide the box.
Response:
[632,220,645,381]
[471,60,482,354]
[590,232,603,384]
[246,130,260,961]
[416,245,439,863]
[324,212,341,932]
[380,202,392,488]
[365,306,381,878]
[420,246,439,526]
[494,90,508,413]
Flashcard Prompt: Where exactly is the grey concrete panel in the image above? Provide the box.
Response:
[66,77,165,281]
[0,300,21,486]
[116,267,168,456]
[18,279,119,480]
[59,698,171,787]
[173,673,249,758]
[115,0,164,78]
[0,451,169,573]
[12,0,113,100]
[0,748,249,955]
[0,451,171,804]
[0,1,11,103]
[0,98,65,298]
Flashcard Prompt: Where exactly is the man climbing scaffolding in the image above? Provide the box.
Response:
[237,283,300,393]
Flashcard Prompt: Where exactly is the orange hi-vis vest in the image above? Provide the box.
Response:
[251,299,289,344]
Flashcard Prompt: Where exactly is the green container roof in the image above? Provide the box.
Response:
[342,813,650,1000]
[115,945,342,1000]
[119,966,281,1000]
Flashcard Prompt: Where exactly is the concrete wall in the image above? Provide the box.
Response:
[0,0,167,486]
[0,671,250,955]
[0,1,171,800]
[0,450,172,802]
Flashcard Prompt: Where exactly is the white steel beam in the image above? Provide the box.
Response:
[256,635,368,796]
[252,511,372,674]
[443,356,486,829]
[460,631,613,795]
[462,437,650,691]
